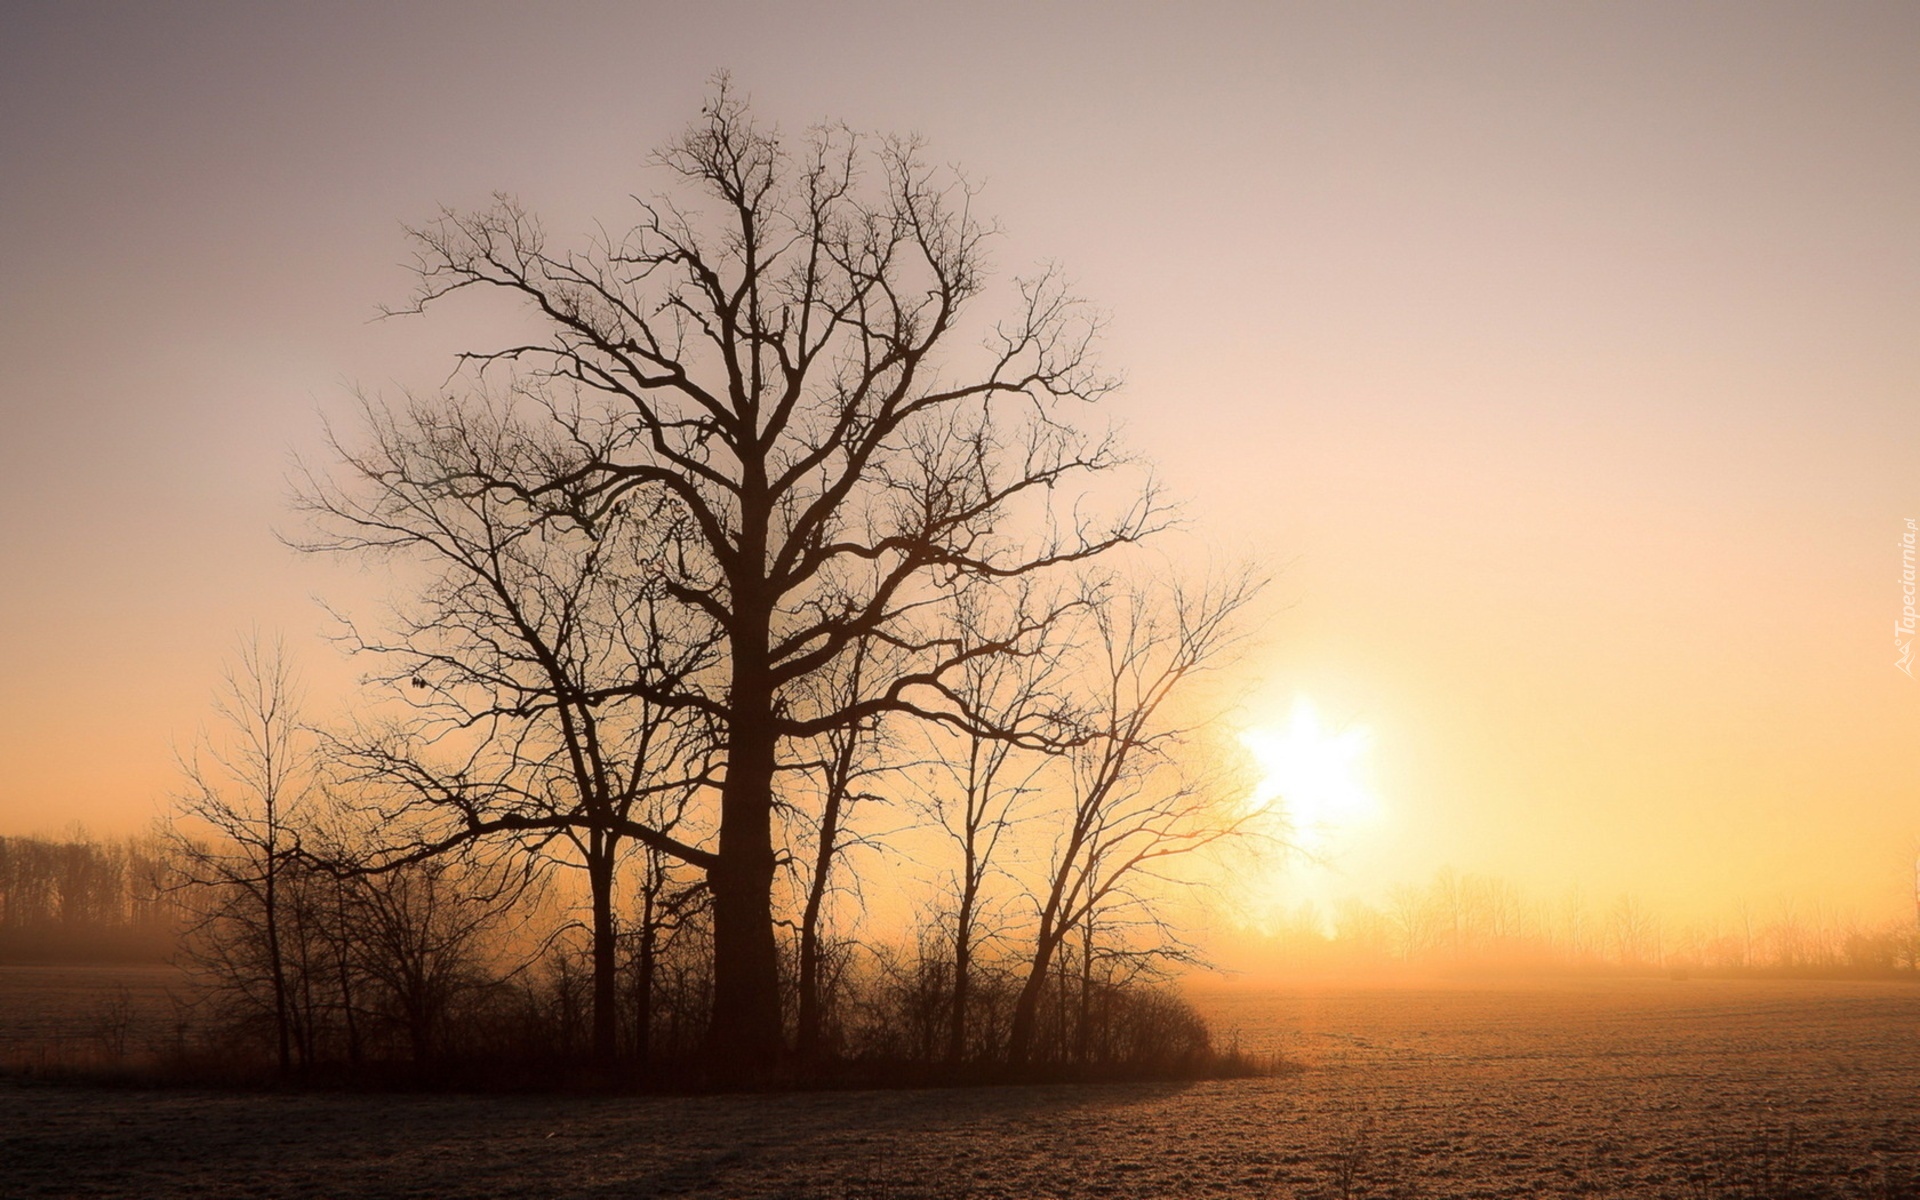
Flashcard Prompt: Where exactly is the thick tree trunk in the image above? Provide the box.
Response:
[707,797,780,1074]
[588,840,618,1069]
[707,500,787,1079]
[707,668,783,1076]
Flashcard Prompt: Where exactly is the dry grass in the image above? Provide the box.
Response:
[3,971,1918,1197]
[0,964,192,1074]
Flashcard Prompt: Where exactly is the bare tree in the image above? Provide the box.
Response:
[301,395,718,1069]
[0,834,178,962]
[171,635,316,1074]
[1432,867,1469,960]
[1386,883,1431,964]
[1560,884,1592,964]
[790,636,894,1064]
[1005,572,1261,1067]
[1734,897,1757,968]
[338,853,528,1065]
[625,832,707,1064]
[914,587,1074,1065]
[1607,893,1660,967]
[369,78,1163,1073]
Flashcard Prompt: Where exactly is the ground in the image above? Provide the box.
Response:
[2,969,1917,1197]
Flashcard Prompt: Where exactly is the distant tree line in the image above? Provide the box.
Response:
[1251,868,1920,976]
[0,835,179,963]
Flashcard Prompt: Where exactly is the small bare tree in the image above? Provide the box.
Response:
[790,636,896,1064]
[337,852,529,1065]
[1005,572,1262,1067]
[171,635,316,1074]
[625,832,708,1064]
[915,586,1076,1065]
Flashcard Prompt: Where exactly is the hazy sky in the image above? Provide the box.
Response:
[3,2,1916,925]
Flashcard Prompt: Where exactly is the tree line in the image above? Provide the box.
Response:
[159,81,1274,1086]
[0,835,178,963]
[1247,868,1920,975]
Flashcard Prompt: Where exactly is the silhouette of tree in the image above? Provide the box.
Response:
[790,635,895,1064]
[361,77,1164,1074]
[913,585,1076,1064]
[170,635,315,1073]
[332,851,528,1066]
[1006,573,1260,1067]
[300,396,719,1069]
[0,834,176,962]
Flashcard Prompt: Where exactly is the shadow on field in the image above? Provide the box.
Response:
[0,1073,1199,1200]
[596,1082,1196,1199]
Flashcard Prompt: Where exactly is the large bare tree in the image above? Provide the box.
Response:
[372,79,1163,1072]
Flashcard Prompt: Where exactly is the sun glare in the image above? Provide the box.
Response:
[1242,698,1378,846]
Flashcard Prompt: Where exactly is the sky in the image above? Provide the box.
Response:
[2,1,1916,930]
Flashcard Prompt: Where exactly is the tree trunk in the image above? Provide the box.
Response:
[263,844,291,1075]
[1005,917,1060,1068]
[589,839,618,1069]
[409,998,431,1065]
[794,891,824,1063]
[947,895,973,1066]
[634,903,656,1066]
[705,488,785,1079]
[707,812,780,1074]
[1075,916,1094,1065]
[707,666,783,1077]
[328,874,361,1065]
[294,920,318,1069]
[795,757,847,1065]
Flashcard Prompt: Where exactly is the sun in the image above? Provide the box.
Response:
[1241,698,1378,846]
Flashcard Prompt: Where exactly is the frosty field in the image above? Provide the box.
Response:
[2,970,1917,1198]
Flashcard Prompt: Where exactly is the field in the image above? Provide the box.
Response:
[2,968,1918,1198]
[0,964,189,1068]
